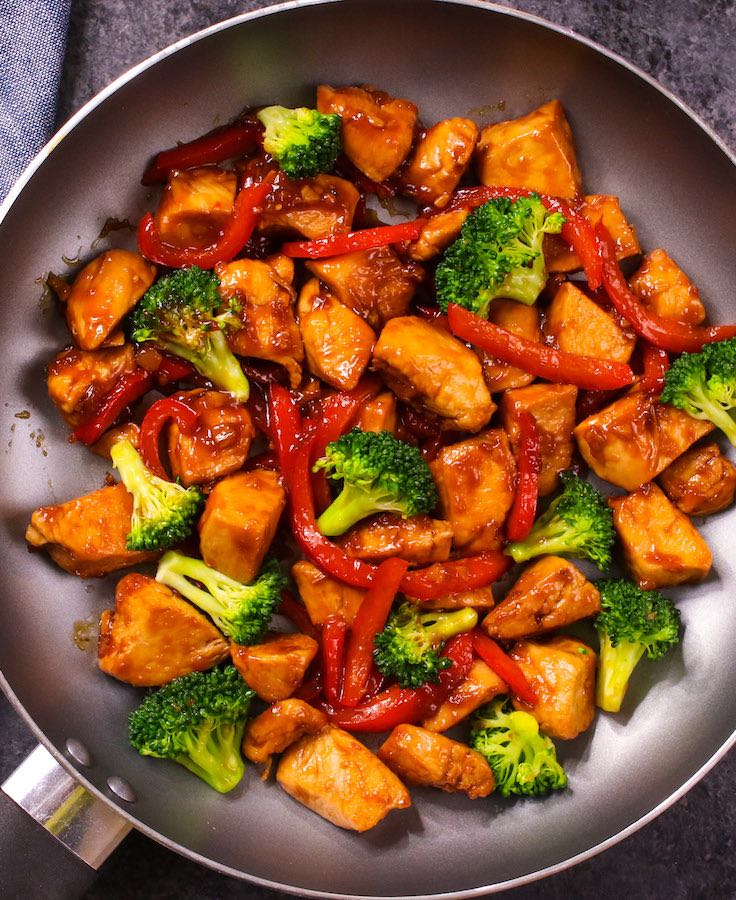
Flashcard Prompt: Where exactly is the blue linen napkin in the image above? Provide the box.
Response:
[0,0,71,201]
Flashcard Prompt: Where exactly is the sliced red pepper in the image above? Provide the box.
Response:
[447,304,635,391]
[322,615,348,706]
[73,368,153,446]
[402,552,511,601]
[472,630,537,706]
[641,343,670,395]
[506,412,540,542]
[282,220,423,259]
[278,590,320,643]
[139,398,198,479]
[268,383,304,470]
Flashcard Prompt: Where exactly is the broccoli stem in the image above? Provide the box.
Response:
[161,330,249,402]
[685,383,736,445]
[420,608,479,643]
[111,437,154,493]
[179,720,246,793]
[506,520,582,563]
[316,483,397,537]
[596,634,647,713]
[156,551,233,621]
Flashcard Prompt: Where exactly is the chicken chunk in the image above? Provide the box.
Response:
[430,430,515,551]
[414,586,496,612]
[545,281,635,363]
[338,514,453,565]
[217,255,303,387]
[199,470,286,585]
[545,194,640,272]
[154,166,236,247]
[90,423,140,461]
[422,660,507,732]
[373,316,495,432]
[277,725,411,831]
[609,482,712,590]
[166,389,255,486]
[477,299,542,392]
[317,84,418,183]
[658,442,736,516]
[242,699,328,765]
[291,561,365,626]
[256,170,360,240]
[355,391,397,434]
[65,251,155,351]
[378,725,494,799]
[98,574,228,686]
[510,636,597,740]
[629,248,706,325]
[25,483,158,577]
[401,118,479,208]
[406,208,468,262]
[231,633,319,702]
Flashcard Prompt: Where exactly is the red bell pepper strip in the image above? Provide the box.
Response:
[268,383,304,469]
[448,304,635,392]
[322,615,348,706]
[278,591,320,642]
[137,179,272,269]
[341,558,410,707]
[472,630,537,706]
[641,343,670,395]
[402,551,511,601]
[506,412,540,542]
[73,368,153,446]
[282,220,423,259]
[141,120,263,185]
[139,398,198,479]
[596,223,736,352]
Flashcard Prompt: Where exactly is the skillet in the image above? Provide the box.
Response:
[1,0,735,896]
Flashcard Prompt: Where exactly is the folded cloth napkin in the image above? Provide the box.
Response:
[0,0,71,201]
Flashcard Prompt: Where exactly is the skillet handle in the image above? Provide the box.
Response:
[1,744,131,900]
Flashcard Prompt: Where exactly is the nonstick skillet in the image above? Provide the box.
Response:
[1,1,735,897]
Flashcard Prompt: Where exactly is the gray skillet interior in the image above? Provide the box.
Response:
[1,0,735,895]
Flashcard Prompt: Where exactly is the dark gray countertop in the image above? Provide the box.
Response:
[3,0,735,896]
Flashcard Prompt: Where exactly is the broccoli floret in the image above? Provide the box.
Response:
[129,267,249,401]
[435,195,565,314]
[110,438,203,552]
[313,428,438,537]
[155,552,286,644]
[505,471,614,570]
[129,665,254,793]
[595,579,681,713]
[256,106,341,179]
[469,697,567,797]
[660,337,736,444]
[374,601,478,688]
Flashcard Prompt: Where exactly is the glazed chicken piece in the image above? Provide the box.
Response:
[25,483,159,577]
[355,390,397,434]
[167,389,255,486]
[422,660,507,732]
[658,442,736,516]
[317,84,418,183]
[406,208,468,262]
[378,725,494,799]
[545,194,640,272]
[65,251,155,351]
[401,117,479,208]
[477,299,542,393]
[291,561,365,626]
[277,725,411,831]
[609,482,712,590]
[256,169,360,240]
[153,166,236,247]
[242,699,328,765]
[217,254,303,387]
[482,556,601,641]
[306,248,424,330]
[199,469,286,585]
[90,423,140,461]
[545,281,635,363]
[231,633,319,703]
[98,574,229,687]
[338,514,453,565]
[414,585,496,612]
[629,248,706,325]
[373,316,495,432]
[297,279,375,390]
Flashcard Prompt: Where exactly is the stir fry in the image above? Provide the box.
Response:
[27,86,736,832]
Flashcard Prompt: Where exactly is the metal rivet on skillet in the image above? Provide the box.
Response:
[106,776,136,802]
[65,737,92,767]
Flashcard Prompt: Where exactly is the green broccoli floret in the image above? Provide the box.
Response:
[505,471,614,570]
[256,106,341,179]
[469,697,568,797]
[129,266,249,401]
[155,552,286,644]
[313,428,438,537]
[435,194,565,315]
[595,579,681,713]
[374,601,478,688]
[129,665,254,793]
[110,438,203,552]
[660,337,736,444]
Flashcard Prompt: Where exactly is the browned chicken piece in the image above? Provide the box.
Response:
[98,574,229,687]
[545,281,635,363]
[231,633,319,702]
[629,248,706,325]
[90,423,140,460]
[378,725,494,799]
[317,84,418,183]
[659,443,736,517]
[373,316,495,432]
[414,585,496,612]
[477,299,542,392]
[291,561,365,626]
[257,170,360,240]
[476,100,582,199]
[430,430,515,551]
[338,514,453,565]
[25,483,159,577]
[154,166,236,247]
[511,636,597,740]
[199,470,286,585]
[575,389,714,491]
[218,255,303,387]
[609,483,712,590]
[422,660,507,732]
[406,208,468,262]
[545,194,640,272]
[355,391,397,434]
[243,699,328,765]
[277,725,411,831]
[167,389,255,487]
[501,384,578,497]
[401,118,479,208]
[297,279,375,390]
[306,248,424,330]
[483,556,601,641]
[47,344,137,428]
[65,251,155,352]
